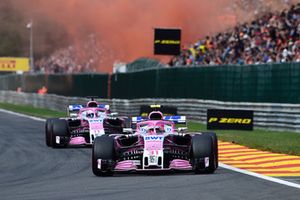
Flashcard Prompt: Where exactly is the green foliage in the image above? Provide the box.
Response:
[126,58,164,72]
[0,0,25,56]
[0,0,70,58]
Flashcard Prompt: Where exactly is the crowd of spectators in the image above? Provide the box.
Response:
[34,34,101,73]
[171,2,300,66]
[34,2,300,73]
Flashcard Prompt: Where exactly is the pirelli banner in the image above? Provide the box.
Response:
[0,57,30,72]
[207,109,253,130]
[154,28,181,55]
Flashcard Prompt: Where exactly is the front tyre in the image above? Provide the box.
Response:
[45,118,54,147]
[45,118,61,147]
[203,132,218,169]
[92,136,115,176]
[51,119,69,148]
[191,134,217,174]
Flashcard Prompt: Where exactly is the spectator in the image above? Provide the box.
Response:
[34,34,101,74]
[172,3,300,67]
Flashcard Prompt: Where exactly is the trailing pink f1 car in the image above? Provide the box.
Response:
[45,99,128,148]
[92,111,218,176]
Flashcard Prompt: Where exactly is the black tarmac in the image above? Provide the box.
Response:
[0,110,299,200]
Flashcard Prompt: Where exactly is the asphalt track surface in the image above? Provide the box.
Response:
[0,110,299,200]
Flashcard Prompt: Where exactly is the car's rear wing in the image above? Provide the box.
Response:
[132,116,186,124]
[67,104,110,118]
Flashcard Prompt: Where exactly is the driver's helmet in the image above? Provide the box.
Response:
[147,126,164,134]
[86,111,95,118]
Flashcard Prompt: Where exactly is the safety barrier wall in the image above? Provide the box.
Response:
[0,74,108,98]
[1,63,300,103]
[1,91,300,132]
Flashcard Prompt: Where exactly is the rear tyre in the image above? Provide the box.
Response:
[51,119,69,148]
[191,134,217,174]
[124,117,132,128]
[92,136,115,176]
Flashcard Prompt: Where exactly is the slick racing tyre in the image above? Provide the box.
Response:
[124,117,132,128]
[203,132,218,169]
[51,119,69,148]
[45,118,60,147]
[45,118,54,147]
[191,134,217,174]
[92,136,115,176]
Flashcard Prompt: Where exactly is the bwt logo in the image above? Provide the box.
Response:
[144,136,164,141]
[89,119,102,123]
[208,117,252,124]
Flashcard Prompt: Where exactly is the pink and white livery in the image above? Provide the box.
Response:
[92,111,218,176]
[45,99,128,148]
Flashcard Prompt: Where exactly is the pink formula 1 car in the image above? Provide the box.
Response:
[92,111,218,176]
[45,99,128,148]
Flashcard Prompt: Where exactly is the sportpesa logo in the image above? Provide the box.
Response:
[208,117,252,124]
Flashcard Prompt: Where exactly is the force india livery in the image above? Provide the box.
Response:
[45,99,127,148]
[92,111,218,176]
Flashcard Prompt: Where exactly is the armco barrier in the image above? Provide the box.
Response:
[1,91,300,132]
[1,63,300,103]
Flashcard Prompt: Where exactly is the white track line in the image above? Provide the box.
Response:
[1,108,300,189]
[0,108,45,122]
[220,163,300,189]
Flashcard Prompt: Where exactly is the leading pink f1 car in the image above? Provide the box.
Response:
[92,111,218,176]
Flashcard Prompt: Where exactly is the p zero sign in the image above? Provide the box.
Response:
[154,28,181,55]
[207,109,253,130]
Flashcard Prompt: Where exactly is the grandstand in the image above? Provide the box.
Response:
[171,3,300,67]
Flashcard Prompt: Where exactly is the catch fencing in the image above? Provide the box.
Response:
[1,90,300,132]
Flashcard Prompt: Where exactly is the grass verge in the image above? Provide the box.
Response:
[188,121,300,156]
[0,102,65,118]
[0,102,300,156]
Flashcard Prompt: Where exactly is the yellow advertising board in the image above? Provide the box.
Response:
[0,57,30,72]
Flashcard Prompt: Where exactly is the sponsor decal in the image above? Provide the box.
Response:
[89,119,103,123]
[149,155,158,164]
[207,109,253,130]
[140,125,148,134]
[56,136,60,144]
[144,136,164,141]
[97,159,102,169]
[164,125,172,133]
[0,57,29,72]
[208,117,252,124]
[154,28,181,55]
[144,135,164,151]
[69,105,83,110]
[205,157,210,167]
[154,40,180,45]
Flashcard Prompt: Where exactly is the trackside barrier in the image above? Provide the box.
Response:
[1,90,300,132]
